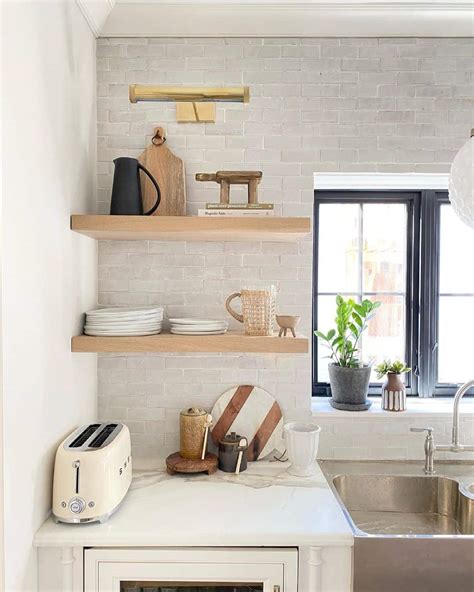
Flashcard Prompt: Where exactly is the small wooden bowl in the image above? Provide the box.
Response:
[276,315,301,338]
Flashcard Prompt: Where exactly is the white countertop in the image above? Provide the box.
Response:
[34,461,353,548]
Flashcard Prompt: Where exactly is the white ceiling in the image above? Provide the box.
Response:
[113,0,470,5]
[78,0,473,37]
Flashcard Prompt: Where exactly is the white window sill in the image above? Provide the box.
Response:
[312,397,474,418]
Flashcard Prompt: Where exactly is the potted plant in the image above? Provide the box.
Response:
[315,295,381,410]
[375,359,411,412]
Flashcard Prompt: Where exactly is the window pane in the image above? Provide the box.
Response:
[316,294,405,383]
[361,294,406,382]
[439,205,474,294]
[362,204,407,293]
[438,295,474,384]
[316,200,408,386]
[318,204,359,293]
[316,294,339,384]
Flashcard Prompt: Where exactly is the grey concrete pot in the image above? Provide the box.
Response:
[328,364,372,411]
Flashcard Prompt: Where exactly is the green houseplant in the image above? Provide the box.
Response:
[375,359,411,412]
[315,295,381,410]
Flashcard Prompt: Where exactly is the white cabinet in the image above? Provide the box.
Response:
[85,548,298,592]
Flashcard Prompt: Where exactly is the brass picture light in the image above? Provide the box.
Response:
[129,85,250,123]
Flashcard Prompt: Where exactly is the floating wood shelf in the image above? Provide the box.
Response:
[71,215,310,242]
[71,331,308,354]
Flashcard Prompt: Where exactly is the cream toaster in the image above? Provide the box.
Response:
[52,422,132,524]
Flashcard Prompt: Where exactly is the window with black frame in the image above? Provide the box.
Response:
[312,190,474,397]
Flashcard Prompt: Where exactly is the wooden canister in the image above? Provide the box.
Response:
[180,408,208,460]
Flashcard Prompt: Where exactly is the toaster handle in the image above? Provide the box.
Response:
[73,460,80,494]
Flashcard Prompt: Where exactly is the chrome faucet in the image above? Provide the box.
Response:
[436,379,474,453]
[410,427,436,474]
[411,380,474,474]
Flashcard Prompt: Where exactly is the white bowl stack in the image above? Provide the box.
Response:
[169,318,228,335]
[84,307,164,336]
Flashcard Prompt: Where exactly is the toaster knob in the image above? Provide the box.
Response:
[69,497,85,514]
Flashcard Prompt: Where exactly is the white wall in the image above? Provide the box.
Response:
[1,3,97,590]
[0,4,4,585]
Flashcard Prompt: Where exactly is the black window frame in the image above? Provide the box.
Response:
[312,189,471,398]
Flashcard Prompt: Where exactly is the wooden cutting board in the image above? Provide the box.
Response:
[211,385,285,461]
[138,127,186,216]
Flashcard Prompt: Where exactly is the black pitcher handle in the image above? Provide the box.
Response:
[138,163,161,215]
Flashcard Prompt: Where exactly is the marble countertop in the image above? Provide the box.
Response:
[34,460,353,548]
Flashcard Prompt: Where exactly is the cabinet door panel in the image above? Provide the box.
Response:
[85,548,297,592]
[101,563,279,592]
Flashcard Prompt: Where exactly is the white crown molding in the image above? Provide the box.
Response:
[314,172,449,190]
[77,0,115,37]
[101,2,473,37]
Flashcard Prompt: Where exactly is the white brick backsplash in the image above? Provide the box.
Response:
[97,37,472,459]
[315,412,474,462]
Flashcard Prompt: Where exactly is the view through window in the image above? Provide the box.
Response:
[438,204,474,385]
[316,202,407,384]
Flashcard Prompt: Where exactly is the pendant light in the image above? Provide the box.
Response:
[448,128,474,229]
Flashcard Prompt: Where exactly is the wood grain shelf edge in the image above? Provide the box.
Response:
[71,331,309,354]
[70,215,311,242]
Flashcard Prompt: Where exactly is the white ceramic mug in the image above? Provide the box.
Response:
[283,422,321,477]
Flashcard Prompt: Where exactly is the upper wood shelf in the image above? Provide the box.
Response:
[71,215,311,242]
[71,331,308,354]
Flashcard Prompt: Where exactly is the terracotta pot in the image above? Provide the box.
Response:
[381,372,406,412]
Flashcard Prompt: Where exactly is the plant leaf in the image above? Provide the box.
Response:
[314,330,328,341]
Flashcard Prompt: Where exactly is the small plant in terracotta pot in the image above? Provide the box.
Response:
[375,360,411,412]
[315,295,381,411]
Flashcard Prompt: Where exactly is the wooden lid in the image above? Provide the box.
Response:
[180,407,207,417]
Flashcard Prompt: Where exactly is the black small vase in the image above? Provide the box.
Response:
[110,157,161,215]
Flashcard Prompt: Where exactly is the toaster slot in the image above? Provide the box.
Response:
[69,424,101,448]
[89,424,118,448]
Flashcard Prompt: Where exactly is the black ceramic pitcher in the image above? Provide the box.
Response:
[110,157,161,215]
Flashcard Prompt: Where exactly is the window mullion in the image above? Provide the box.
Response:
[418,191,439,397]
[358,203,364,301]
[407,195,420,396]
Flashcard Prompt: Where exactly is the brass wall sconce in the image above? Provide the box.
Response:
[129,85,250,123]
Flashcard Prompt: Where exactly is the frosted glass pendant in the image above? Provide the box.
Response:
[449,129,474,229]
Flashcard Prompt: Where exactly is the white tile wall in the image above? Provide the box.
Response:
[96,37,473,460]
[313,401,474,461]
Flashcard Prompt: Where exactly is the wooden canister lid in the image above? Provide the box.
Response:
[180,407,207,417]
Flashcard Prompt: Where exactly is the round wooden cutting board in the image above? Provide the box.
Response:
[211,385,285,461]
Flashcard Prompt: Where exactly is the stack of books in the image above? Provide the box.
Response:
[198,203,274,217]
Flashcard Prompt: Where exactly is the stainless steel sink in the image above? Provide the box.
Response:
[321,461,474,592]
[333,473,473,535]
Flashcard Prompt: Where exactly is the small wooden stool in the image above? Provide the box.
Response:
[196,170,263,205]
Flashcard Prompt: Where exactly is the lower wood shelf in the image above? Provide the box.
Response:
[71,331,308,354]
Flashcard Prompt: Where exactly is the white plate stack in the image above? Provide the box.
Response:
[84,307,164,336]
[169,318,228,335]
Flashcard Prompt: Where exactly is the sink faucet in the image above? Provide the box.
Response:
[411,380,474,473]
[410,427,436,474]
[436,379,474,453]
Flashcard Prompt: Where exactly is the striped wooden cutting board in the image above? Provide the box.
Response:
[211,385,285,461]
